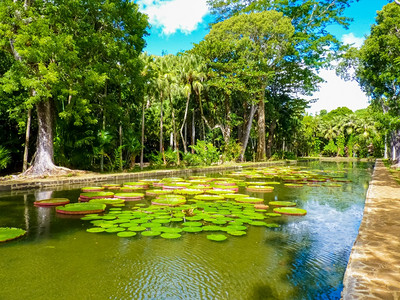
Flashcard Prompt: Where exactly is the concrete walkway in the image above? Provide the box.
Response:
[342,159,400,299]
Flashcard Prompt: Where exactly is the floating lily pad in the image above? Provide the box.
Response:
[117,231,137,237]
[174,189,204,196]
[159,227,183,233]
[102,184,121,189]
[160,233,181,239]
[81,186,104,192]
[202,225,224,231]
[265,213,282,217]
[89,198,125,205]
[114,193,144,201]
[127,226,146,232]
[80,191,114,201]
[254,204,269,210]
[246,186,274,192]
[124,182,149,189]
[56,203,106,215]
[226,230,246,236]
[34,198,70,207]
[151,196,186,207]
[284,183,304,188]
[105,227,125,233]
[207,234,227,241]
[249,221,268,226]
[182,221,202,227]
[141,230,161,237]
[273,207,307,216]
[182,227,203,233]
[235,197,264,204]
[146,189,173,196]
[269,201,296,207]
[194,194,225,201]
[226,225,247,231]
[266,223,280,228]
[0,227,26,242]
[86,227,105,233]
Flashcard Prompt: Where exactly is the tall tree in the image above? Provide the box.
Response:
[0,0,148,175]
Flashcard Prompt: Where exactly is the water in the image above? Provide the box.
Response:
[0,161,373,300]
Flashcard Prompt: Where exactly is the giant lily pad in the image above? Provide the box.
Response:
[151,196,186,206]
[114,193,144,201]
[34,198,70,207]
[160,233,181,239]
[235,197,264,204]
[246,186,274,192]
[141,230,161,237]
[174,189,204,196]
[79,191,114,201]
[269,201,296,207]
[89,198,125,205]
[81,186,104,192]
[124,182,149,189]
[194,194,225,201]
[0,227,26,242]
[273,207,307,216]
[117,231,137,237]
[146,189,173,196]
[207,234,227,242]
[56,203,106,215]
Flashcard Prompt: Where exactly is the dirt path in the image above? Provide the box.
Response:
[342,159,400,299]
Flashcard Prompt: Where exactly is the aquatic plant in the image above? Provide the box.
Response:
[0,227,26,242]
[34,198,70,206]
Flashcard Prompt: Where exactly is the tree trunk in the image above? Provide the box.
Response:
[23,100,56,176]
[140,101,145,170]
[192,110,195,154]
[239,103,257,162]
[266,119,277,158]
[180,93,190,153]
[257,88,266,161]
[169,96,180,165]
[197,92,206,141]
[22,108,32,172]
[160,93,166,164]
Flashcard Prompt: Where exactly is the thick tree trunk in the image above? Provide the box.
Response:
[22,108,32,172]
[239,103,257,162]
[169,96,180,165]
[256,88,266,161]
[23,100,57,176]
[197,92,206,141]
[266,119,277,158]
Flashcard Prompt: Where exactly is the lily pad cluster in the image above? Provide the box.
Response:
[82,199,285,241]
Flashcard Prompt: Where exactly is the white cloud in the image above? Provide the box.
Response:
[341,33,364,48]
[306,69,369,115]
[137,0,209,35]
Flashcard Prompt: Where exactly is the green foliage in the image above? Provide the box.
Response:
[222,140,242,162]
[323,140,338,157]
[183,141,220,166]
[336,134,345,157]
[347,135,355,157]
[0,146,11,170]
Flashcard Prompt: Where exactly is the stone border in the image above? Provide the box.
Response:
[342,159,400,299]
[0,161,287,192]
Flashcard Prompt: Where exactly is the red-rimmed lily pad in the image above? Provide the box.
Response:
[254,204,269,210]
[81,186,105,192]
[151,196,186,206]
[0,227,26,242]
[269,201,296,207]
[102,184,121,190]
[79,192,114,201]
[235,197,264,204]
[174,188,204,196]
[114,193,144,201]
[194,194,225,201]
[123,182,149,189]
[146,189,173,196]
[34,198,70,207]
[273,207,307,216]
[56,203,106,215]
[246,186,274,192]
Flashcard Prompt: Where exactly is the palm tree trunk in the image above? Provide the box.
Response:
[140,101,145,170]
[180,93,190,153]
[257,86,267,161]
[191,110,195,154]
[169,96,180,165]
[160,93,166,164]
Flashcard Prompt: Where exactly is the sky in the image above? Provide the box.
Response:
[136,0,393,115]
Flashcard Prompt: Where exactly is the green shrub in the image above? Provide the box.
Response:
[222,140,242,162]
[0,146,11,170]
[323,140,337,157]
[183,141,220,166]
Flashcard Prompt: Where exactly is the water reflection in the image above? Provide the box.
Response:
[0,161,372,300]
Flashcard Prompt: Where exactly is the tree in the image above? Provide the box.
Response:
[355,2,400,162]
[194,11,295,160]
[0,0,148,175]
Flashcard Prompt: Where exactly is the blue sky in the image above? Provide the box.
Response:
[136,0,392,114]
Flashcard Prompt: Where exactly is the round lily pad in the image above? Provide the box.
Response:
[56,203,106,215]
[235,197,264,204]
[117,231,137,237]
[194,194,225,201]
[249,221,268,226]
[127,226,146,232]
[182,221,202,227]
[114,193,144,201]
[0,227,26,242]
[265,213,282,217]
[160,233,181,239]
[34,198,70,207]
[105,227,125,233]
[174,189,204,196]
[146,189,173,196]
[151,196,186,207]
[269,201,296,207]
[226,230,246,236]
[207,234,227,241]
[182,227,203,233]
[223,193,249,199]
[86,227,105,233]
[246,186,274,192]
[140,230,160,237]
[89,198,125,205]
[102,184,121,190]
[79,191,114,201]
[124,182,149,188]
[284,183,304,188]
[273,207,307,216]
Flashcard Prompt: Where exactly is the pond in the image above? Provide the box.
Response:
[0,161,373,300]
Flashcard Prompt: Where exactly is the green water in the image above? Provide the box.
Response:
[0,161,373,300]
